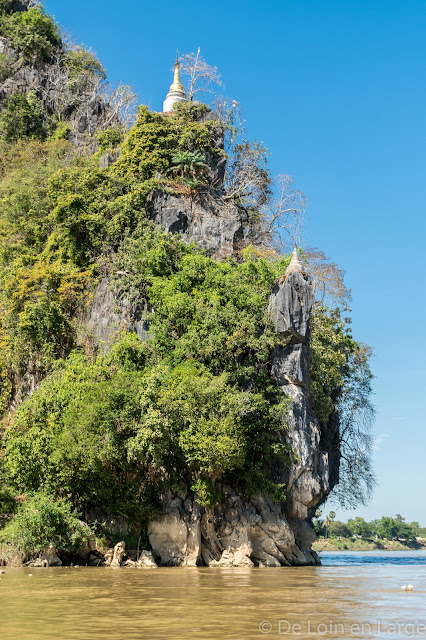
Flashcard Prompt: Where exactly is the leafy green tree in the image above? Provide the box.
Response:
[64,47,106,81]
[169,150,208,183]
[328,520,351,538]
[3,332,291,516]
[347,517,374,539]
[0,5,61,62]
[377,517,398,540]
[0,491,91,555]
[0,91,45,142]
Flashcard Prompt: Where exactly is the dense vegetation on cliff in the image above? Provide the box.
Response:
[0,2,373,558]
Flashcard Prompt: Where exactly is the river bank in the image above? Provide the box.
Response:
[313,537,426,552]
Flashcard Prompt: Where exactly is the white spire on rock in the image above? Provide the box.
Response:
[284,246,303,277]
[163,56,187,113]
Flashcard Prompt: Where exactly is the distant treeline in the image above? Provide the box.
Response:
[314,512,426,541]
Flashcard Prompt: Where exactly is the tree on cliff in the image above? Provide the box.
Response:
[0,2,137,144]
[179,48,222,102]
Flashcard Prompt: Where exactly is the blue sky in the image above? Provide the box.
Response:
[44,0,426,524]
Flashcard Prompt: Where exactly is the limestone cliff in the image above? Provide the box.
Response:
[0,4,367,570]
[80,110,340,567]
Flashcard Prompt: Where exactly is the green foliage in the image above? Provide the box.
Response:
[327,520,351,538]
[96,126,124,152]
[3,329,290,518]
[112,103,220,184]
[0,5,61,62]
[115,233,289,383]
[316,513,422,544]
[0,52,10,81]
[0,139,94,375]
[309,305,355,423]
[48,120,71,141]
[0,464,15,516]
[0,491,91,554]
[0,102,227,384]
[0,91,45,142]
[169,150,208,185]
[190,477,221,508]
[347,516,374,539]
[65,47,106,81]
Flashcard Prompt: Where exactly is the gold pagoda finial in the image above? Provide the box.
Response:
[169,52,186,95]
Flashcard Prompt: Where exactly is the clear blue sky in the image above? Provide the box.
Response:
[44,0,426,524]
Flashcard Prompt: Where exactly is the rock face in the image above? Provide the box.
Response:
[147,489,318,567]
[269,270,340,528]
[110,541,126,568]
[27,545,62,567]
[147,494,202,567]
[85,278,151,347]
[146,191,243,259]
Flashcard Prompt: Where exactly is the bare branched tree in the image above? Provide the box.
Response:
[99,83,138,130]
[179,48,222,102]
[305,248,351,306]
[38,40,137,137]
[213,96,244,153]
[224,148,307,251]
[259,174,307,250]
[223,140,271,207]
[330,343,376,508]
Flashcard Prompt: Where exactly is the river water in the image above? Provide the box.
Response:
[1,551,426,639]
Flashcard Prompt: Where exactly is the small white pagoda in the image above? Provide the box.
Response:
[163,58,187,113]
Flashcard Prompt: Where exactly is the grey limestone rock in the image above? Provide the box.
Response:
[136,551,157,568]
[85,278,151,347]
[268,272,315,342]
[270,270,339,531]
[147,489,319,567]
[27,545,62,567]
[110,541,126,568]
[148,492,202,566]
[146,190,243,259]
[271,343,308,387]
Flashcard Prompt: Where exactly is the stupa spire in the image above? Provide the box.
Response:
[169,56,185,94]
[284,246,303,277]
[163,53,187,112]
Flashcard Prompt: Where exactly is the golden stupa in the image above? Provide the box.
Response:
[163,56,187,112]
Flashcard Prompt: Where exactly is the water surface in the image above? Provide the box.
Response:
[1,551,426,639]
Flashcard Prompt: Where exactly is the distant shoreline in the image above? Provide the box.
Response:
[312,538,426,552]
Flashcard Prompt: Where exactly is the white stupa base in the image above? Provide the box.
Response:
[163,91,187,113]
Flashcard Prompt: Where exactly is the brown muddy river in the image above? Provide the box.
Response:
[1,552,426,639]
